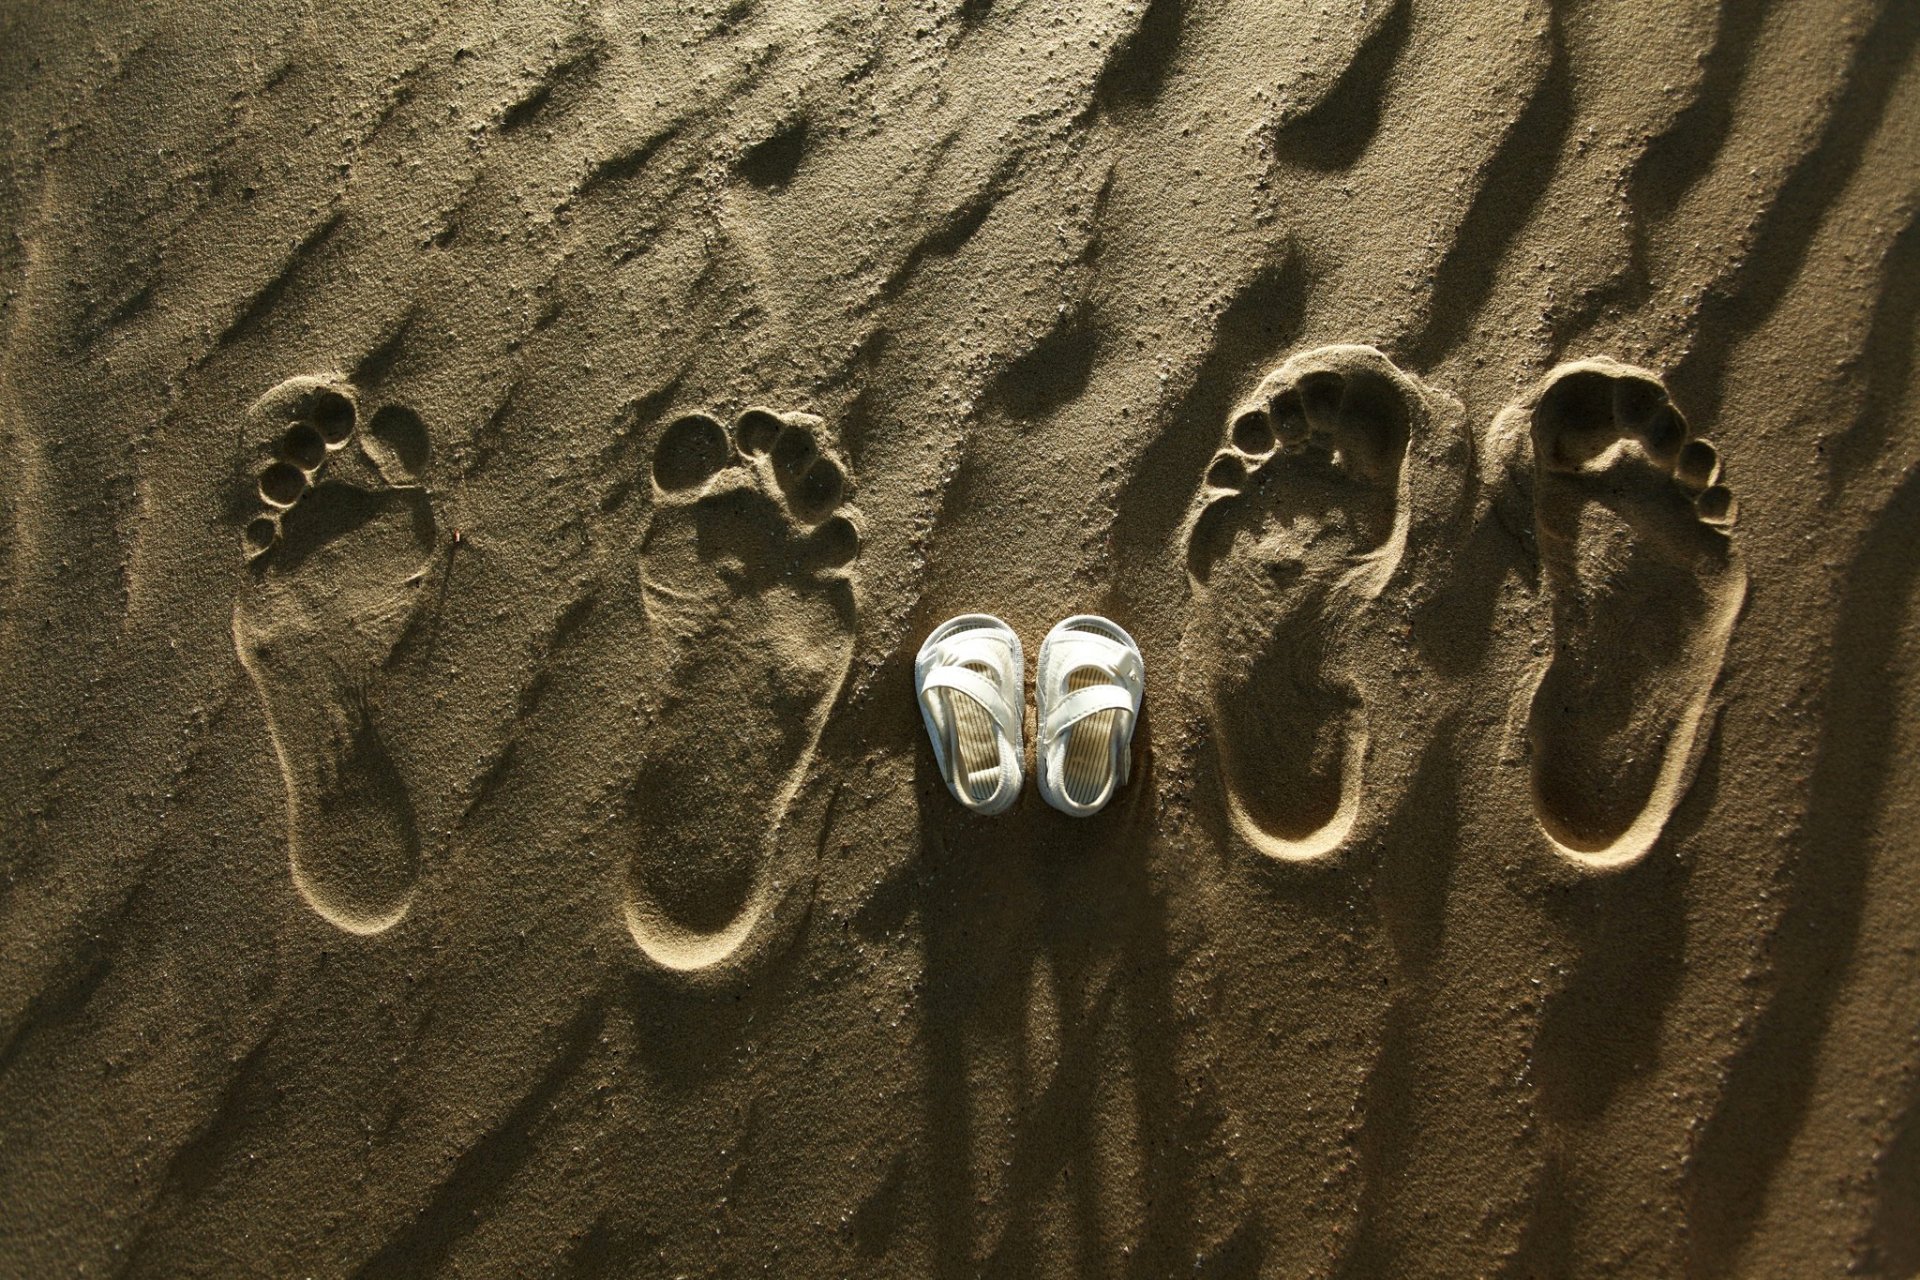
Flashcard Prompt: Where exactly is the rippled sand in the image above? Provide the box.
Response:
[2,1,1917,1274]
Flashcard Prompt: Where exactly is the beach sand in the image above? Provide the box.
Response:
[2,0,1917,1274]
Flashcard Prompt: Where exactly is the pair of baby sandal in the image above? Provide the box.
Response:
[915,614,1144,817]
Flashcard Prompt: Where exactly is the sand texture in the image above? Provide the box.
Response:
[2,0,1918,1274]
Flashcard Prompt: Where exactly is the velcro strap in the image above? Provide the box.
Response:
[921,665,1017,733]
[933,632,1015,672]
[1050,634,1142,684]
[1046,684,1136,735]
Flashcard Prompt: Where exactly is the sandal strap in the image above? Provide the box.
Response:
[931,629,1016,671]
[920,664,1019,736]
[1046,633,1142,688]
[1043,684,1137,738]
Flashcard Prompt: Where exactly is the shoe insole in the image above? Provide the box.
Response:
[1060,665,1122,807]
[946,660,1006,806]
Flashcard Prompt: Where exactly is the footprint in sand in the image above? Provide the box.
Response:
[1496,358,1745,869]
[625,406,861,980]
[1183,345,1464,864]
[232,375,440,935]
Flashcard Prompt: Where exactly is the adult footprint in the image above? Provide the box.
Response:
[1183,345,1464,863]
[625,406,861,980]
[232,375,439,934]
[1497,358,1745,869]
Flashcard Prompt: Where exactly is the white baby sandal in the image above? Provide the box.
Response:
[916,614,1027,816]
[1034,615,1145,817]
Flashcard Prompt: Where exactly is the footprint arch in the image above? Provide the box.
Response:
[623,406,860,985]
[231,375,441,935]
[1495,358,1746,870]
[1181,345,1467,865]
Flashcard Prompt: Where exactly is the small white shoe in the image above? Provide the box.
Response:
[1035,615,1144,817]
[916,614,1026,815]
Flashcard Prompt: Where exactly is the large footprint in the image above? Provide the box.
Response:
[1495,358,1745,869]
[1183,345,1465,863]
[625,406,860,980]
[232,375,440,935]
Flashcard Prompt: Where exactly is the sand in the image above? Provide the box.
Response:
[1,0,1917,1274]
